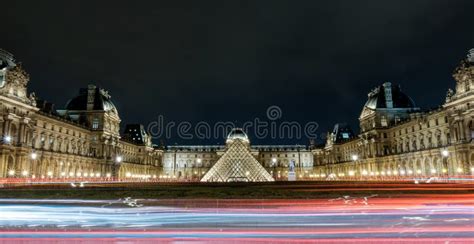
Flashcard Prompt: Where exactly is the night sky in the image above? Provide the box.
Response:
[3,0,474,145]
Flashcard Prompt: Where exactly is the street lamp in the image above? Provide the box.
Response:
[116,156,123,163]
[196,158,202,177]
[31,152,38,160]
[271,158,278,179]
[8,170,15,176]
[441,149,449,176]
[4,135,11,143]
[351,155,359,180]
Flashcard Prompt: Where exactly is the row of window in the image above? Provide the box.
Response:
[37,120,88,138]
[393,117,448,137]
[261,153,310,158]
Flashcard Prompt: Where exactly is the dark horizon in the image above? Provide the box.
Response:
[3,0,474,145]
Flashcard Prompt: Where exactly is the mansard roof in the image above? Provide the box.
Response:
[65,85,118,115]
[332,123,356,143]
[364,82,416,110]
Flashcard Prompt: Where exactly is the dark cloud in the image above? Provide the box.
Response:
[2,0,474,144]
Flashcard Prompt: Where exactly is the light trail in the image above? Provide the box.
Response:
[0,195,473,242]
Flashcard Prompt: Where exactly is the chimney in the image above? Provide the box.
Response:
[87,85,96,110]
[383,82,393,108]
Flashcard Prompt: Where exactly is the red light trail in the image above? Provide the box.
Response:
[0,194,473,243]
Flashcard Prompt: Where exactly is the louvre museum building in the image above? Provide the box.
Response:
[0,49,473,182]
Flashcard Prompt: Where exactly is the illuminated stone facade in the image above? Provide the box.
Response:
[162,144,313,180]
[0,48,473,181]
[0,49,313,181]
[0,49,162,179]
[311,49,474,179]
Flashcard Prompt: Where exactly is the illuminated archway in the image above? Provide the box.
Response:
[7,155,15,177]
[415,159,422,175]
[433,156,442,175]
[423,158,431,175]
[470,153,474,174]
[10,124,17,144]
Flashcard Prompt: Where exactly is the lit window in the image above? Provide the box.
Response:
[92,118,99,129]
[381,116,388,127]
[0,70,4,87]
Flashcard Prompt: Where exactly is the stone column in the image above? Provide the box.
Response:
[458,120,465,141]
[462,120,471,141]
[17,123,24,146]
[0,154,6,178]
[3,119,11,137]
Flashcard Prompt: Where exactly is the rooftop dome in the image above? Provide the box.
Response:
[363,82,416,110]
[226,128,249,144]
[65,85,118,115]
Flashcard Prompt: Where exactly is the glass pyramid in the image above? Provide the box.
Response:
[201,139,275,182]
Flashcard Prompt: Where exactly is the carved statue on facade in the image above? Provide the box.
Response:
[29,92,37,106]
[445,88,454,103]
[6,65,29,87]
[289,160,295,172]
